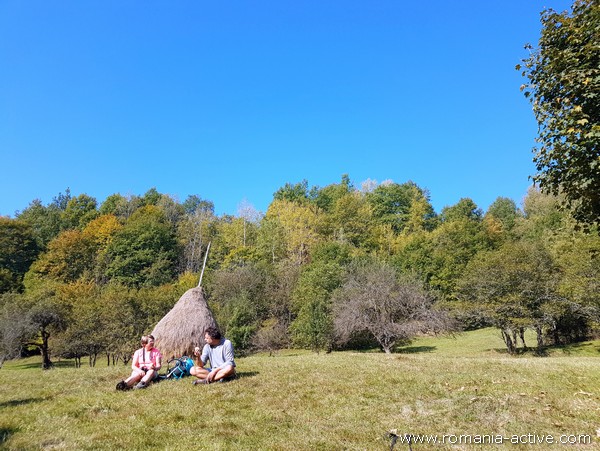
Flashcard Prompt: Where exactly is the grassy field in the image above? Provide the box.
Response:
[1,328,600,450]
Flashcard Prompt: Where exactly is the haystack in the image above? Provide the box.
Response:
[151,287,218,360]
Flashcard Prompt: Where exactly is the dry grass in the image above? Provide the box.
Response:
[1,328,599,450]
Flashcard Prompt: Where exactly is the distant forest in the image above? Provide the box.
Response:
[1,175,599,367]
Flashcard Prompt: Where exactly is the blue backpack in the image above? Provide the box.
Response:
[165,356,195,379]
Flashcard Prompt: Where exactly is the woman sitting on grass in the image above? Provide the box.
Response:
[116,334,162,390]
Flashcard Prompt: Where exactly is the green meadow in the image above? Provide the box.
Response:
[1,328,599,450]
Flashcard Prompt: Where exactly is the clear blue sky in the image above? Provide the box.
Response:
[0,0,572,218]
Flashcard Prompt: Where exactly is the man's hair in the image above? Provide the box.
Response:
[204,326,222,340]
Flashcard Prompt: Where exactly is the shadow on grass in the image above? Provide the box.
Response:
[490,342,600,357]
[553,341,596,355]
[396,346,437,354]
[236,371,259,379]
[0,397,46,409]
[8,360,75,371]
[0,427,19,445]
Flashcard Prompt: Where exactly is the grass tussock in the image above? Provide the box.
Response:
[1,328,600,450]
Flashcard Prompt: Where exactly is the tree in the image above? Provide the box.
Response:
[62,194,99,230]
[237,199,261,247]
[290,256,345,352]
[26,288,69,369]
[426,199,491,297]
[485,197,519,232]
[28,230,95,283]
[519,0,600,225]
[209,264,268,353]
[0,293,32,367]
[265,199,321,264]
[103,206,180,287]
[311,174,354,212]
[273,180,310,204]
[0,218,39,293]
[332,261,453,354]
[366,181,435,233]
[17,199,63,249]
[457,241,562,354]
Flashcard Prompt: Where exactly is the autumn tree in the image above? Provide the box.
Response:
[265,199,321,264]
[519,0,600,225]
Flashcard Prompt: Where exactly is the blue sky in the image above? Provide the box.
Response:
[0,0,573,218]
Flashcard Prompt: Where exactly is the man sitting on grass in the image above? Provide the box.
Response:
[190,326,236,385]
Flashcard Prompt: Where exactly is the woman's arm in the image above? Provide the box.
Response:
[131,349,139,371]
[153,351,162,371]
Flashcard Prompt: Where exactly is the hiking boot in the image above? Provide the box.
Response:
[192,379,209,385]
[116,380,128,391]
[134,381,147,390]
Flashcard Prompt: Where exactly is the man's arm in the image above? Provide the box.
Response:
[193,346,206,368]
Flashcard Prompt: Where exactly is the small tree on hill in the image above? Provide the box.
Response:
[333,261,454,353]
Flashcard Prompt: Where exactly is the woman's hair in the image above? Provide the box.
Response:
[140,335,155,345]
[204,326,221,340]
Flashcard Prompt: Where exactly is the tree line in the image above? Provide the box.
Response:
[0,177,598,367]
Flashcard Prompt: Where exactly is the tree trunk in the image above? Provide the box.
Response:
[519,328,527,350]
[535,325,545,353]
[40,328,53,370]
[501,329,516,355]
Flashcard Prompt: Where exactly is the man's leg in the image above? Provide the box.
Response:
[210,365,236,382]
[190,366,210,381]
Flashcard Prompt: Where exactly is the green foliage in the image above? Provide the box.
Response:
[290,298,333,352]
[311,174,353,212]
[4,174,600,361]
[0,218,39,293]
[520,0,600,225]
[458,240,565,353]
[17,199,63,249]
[366,181,435,233]
[103,206,180,287]
[62,194,99,230]
[441,197,482,222]
[485,197,519,232]
[273,179,309,204]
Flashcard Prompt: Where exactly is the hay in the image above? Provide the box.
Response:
[151,287,218,360]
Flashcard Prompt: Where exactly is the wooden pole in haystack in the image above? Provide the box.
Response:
[198,241,211,287]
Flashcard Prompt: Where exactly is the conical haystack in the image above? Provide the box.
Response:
[151,287,218,360]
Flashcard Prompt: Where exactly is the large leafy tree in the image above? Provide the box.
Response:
[519,0,600,225]
[458,241,562,353]
[103,206,180,287]
[0,218,39,293]
[366,181,435,233]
